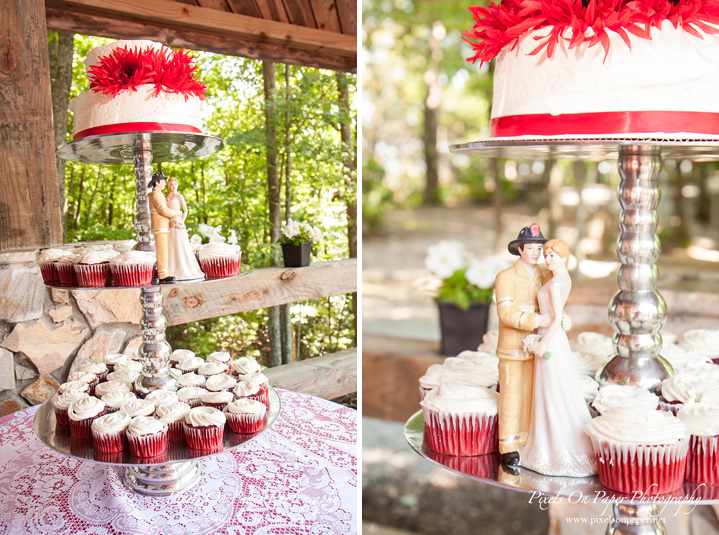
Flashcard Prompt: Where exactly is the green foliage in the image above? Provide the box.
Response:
[63,35,357,363]
[362,157,395,231]
[436,268,494,310]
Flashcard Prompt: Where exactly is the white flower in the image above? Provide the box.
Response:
[190,234,203,246]
[424,240,467,280]
[465,257,497,289]
[523,334,542,352]
[208,230,226,243]
[307,225,323,243]
[283,220,301,239]
[198,223,213,238]
[227,229,238,245]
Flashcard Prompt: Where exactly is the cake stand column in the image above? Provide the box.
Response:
[606,503,665,535]
[597,145,672,393]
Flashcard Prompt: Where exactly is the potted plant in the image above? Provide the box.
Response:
[425,240,510,355]
[280,219,323,267]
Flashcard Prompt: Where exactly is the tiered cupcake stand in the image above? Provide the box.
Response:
[33,131,280,497]
[406,139,719,535]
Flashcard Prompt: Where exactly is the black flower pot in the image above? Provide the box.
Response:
[281,242,312,267]
[437,301,491,356]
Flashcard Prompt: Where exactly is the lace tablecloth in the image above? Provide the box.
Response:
[0,390,357,535]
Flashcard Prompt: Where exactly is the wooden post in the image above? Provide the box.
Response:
[0,0,63,250]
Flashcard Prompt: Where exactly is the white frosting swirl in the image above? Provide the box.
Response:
[678,401,719,436]
[104,353,129,367]
[207,351,231,364]
[573,332,614,355]
[75,249,118,264]
[680,329,719,357]
[662,332,679,345]
[198,242,241,260]
[112,239,137,253]
[233,357,261,375]
[145,390,180,407]
[577,374,599,402]
[94,379,132,398]
[107,369,140,383]
[233,380,262,397]
[201,391,234,404]
[91,411,131,435]
[454,350,499,369]
[235,372,268,386]
[177,387,207,402]
[53,391,89,410]
[68,396,106,421]
[156,401,191,423]
[571,349,611,378]
[172,349,195,363]
[205,373,237,392]
[584,407,689,445]
[662,344,712,373]
[420,381,499,417]
[185,406,226,427]
[592,385,659,414]
[101,390,136,409]
[120,399,155,418]
[114,360,143,373]
[661,365,719,403]
[197,361,228,376]
[78,361,107,375]
[67,372,96,384]
[224,398,266,416]
[59,380,90,394]
[177,373,206,388]
[176,357,204,372]
[127,415,167,437]
[109,250,156,266]
[419,358,498,391]
[38,248,73,262]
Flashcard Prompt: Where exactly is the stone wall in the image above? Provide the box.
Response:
[0,249,142,416]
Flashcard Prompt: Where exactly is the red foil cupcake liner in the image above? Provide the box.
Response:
[75,263,112,288]
[183,422,224,450]
[225,411,265,434]
[658,397,682,416]
[38,262,60,285]
[241,390,268,409]
[55,408,70,426]
[92,430,127,453]
[57,263,78,287]
[589,436,688,495]
[422,410,498,456]
[69,409,108,440]
[111,264,154,287]
[127,430,168,457]
[202,401,231,411]
[87,378,99,397]
[166,421,185,441]
[200,255,241,280]
[685,434,719,485]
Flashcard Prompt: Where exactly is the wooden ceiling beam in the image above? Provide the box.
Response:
[44,0,356,60]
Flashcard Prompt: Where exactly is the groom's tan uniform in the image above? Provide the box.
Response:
[495,260,545,454]
[149,188,179,279]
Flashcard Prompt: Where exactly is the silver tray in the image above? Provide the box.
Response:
[405,409,716,505]
[34,388,281,466]
[57,132,225,165]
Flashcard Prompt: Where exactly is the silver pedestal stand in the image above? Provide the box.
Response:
[49,130,263,496]
[436,138,719,533]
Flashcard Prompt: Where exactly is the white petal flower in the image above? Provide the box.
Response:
[227,229,238,245]
[208,231,226,243]
[307,226,323,243]
[424,240,467,280]
[198,223,213,238]
[190,234,203,246]
[283,220,301,239]
[465,257,497,289]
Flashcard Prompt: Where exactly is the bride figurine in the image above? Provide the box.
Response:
[520,239,597,477]
[166,176,205,281]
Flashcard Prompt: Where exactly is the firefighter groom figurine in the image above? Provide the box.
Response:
[148,171,181,284]
[495,224,551,468]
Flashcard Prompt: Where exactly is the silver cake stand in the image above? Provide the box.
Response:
[406,138,719,534]
[42,131,282,496]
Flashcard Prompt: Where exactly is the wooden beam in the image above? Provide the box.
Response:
[44,0,356,56]
[264,348,356,399]
[309,0,342,33]
[162,258,357,325]
[45,7,356,72]
[0,0,63,250]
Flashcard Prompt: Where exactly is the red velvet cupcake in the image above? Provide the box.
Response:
[56,254,79,287]
[584,407,689,495]
[223,399,266,434]
[67,371,99,397]
[200,390,234,411]
[78,361,109,383]
[52,390,89,426]
[177,387,207,408]
[126,416,168,457]
[74,250,117,287]
[91,411,131,453]
[156,401,192,441]
[68,397,107,440]
[37,248,72,286]
[233,379,267,408]
[198,243,241,279]
[183,406,226,449]
[420,381,499,456]
[678,401,719,485]
[110,250,156,287]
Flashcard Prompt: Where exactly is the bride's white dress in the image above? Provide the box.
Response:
[167,193,204,281]
[520,270,597,477]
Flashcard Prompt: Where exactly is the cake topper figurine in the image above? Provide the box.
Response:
[148,171,181,284]
[166,176,205,281]
[519,239,597,477]
[495,224,551,469]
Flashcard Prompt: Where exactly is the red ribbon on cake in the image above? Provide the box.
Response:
[490,111,719,138]
[74,123,202,140]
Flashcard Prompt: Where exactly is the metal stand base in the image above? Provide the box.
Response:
[123,460,202,496]
[607,504,666,535]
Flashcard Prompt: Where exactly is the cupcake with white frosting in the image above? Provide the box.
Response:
[112,239,136,253]
[94,379,132,399]
[208,351,233,374]
[577,375,600,416]
[224,398,266,434]
[177,372,206,388]
[52,390,89,426]
[420,380,499,456]
[67,371,99,396]
[660,343,713,374]
[103,353,129,373]
[201,390,234,410]
[591,385,660,417]
[144,390,180,408]
[78,361,108,383]
[183,406,227,449]
[106,368,140,386]
[177,386,208,408]
[126,416,168,457]
[419,357,498,401]
[56,251,80,287]
[171,349,195,367]
[660,365,719,414]
[197,361,229,377]
[198,242,242,279]
[74,249,118,287]
[678,401,719,484]
[679,329,719,362]
[233,379,267,407]
[101,390,136,413]
[68,396,107,439]
[231,357,262,378]
[176,356,204,375]
[235,375,269,407]
[205,373,237,392]
[58,380,90,395]
[91,411,131,453]
[156,401,192,440]
[571,332,614,377]
[120,398,156,419]
[37,248,73,285]
[584,407,689,495]
[109,250,156,286]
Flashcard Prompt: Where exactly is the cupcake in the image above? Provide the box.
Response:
[37,248,72,285]
[224,399,266,434]
[207,351,232,373]
[113,239,137,253]
[101,391,137,413]
[577,375,600,417]
[183,406,226,449]
[197,361,229,377]
[591,385,659,417]
[198,242,241,279]
[205,373,237,392]
[114,360,143,374]
[56,252,80,287]
[420,381,499,456]
[176,372,206,388]
[58,380,90,395]
[584,407,689,495]
[231,357,261,378]
[74,249,117,287]
[126,416,168,457]
[679,329,719,363]
[52,390,89,426]
[110,250,156,287]
[103,353,129,373]
[177,387,208,408]
[176,357,204,375]
[68,396,107,439]
[120,398,156,418]
[171,349,195,368]
[233,380,267,407]
[661,344,712,374]
[91,411,131,453]
[201,390,234,410]
[145,390,180,408]
[419,355,498,401]
[78,361,108,383]
[67,371,99,396]
[660,365,719,414]
[678,401,719,485]
[94,379,132,399]
[156,401,191,440]
[106,368,140,386]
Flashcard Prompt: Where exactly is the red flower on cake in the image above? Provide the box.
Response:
[464,0,719,63]
[88,46,207,100]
